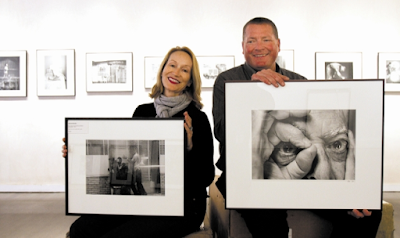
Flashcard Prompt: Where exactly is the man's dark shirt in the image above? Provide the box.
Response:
[212,63,307,197]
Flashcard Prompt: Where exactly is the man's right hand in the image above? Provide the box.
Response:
[251,69,289,87]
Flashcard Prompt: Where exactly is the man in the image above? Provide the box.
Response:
[114,157,128,180]
[130,147,147,195]
[212,17,381,238]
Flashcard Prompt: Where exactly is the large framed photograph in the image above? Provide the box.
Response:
[315,52,362,80]
[0,50,27,97]
[144,56,163,89]
[86,53,133,92]
[65,118,184,216]
[225,80,383,209]
[276,50,294,71]
[197,56,235,88]
[378,52,400,92]
[37,49,75,96]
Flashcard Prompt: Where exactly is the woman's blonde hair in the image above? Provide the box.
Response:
[149,46,203,109]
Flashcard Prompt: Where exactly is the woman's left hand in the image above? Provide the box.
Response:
[183,111,193,151]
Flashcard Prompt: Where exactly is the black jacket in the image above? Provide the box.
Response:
[133,101,215,218]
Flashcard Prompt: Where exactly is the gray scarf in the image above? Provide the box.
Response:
[154,94,191,118]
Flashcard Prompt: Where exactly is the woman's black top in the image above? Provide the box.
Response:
[133,102,215,219]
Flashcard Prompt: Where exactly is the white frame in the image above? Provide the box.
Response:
[37,49,75,96]
[276,49,294,71]
[86,52,133,92]
[144,56,163,89]
[0,50,27,97]
[315,52,362,80]
[225,80,383,209]
[66,118,184,216]
[197,56,235,88]
[378,52,400,92]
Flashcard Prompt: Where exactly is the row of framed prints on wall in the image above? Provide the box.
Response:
[0,50,235,97]
[0,50,399,97]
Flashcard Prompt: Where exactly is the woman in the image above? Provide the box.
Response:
[63,46,215,238]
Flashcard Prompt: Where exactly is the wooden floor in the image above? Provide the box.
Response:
[0,192,397,238]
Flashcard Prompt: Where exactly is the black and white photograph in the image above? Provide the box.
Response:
[225,80,383,209]
[275,50,294,71]
[0,50,26,97]
[252,109,355,181]
[385,60,400,83]
[378,52,400,92]
[144,56,163,89]
[36,49,75,96]
[325,62,353,79]
[315,52,362,80]
[86,139,165,196]
[86,52,133,92]
[197,56,235,88]
[66,118,184,216]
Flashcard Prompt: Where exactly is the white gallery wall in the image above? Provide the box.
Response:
[1,0,400,191]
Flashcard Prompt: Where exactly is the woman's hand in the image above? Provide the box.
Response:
[62,138,67,158]
[183,112,193,151]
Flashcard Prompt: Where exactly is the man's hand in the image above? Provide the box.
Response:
[251,69,289,87]
[347,209,372,219]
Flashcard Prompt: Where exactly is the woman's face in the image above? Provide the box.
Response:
[161,51,192,97]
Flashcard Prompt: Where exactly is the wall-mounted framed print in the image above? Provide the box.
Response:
[144,56,163,89]
[197,56,235,88]
[315,52,362,80]
[276,49,294,71]
[0,50,27,97]
[65,118,184,216]
[37,49,75,96]
[378,52,400,92]
[86,52,133,92]
[225,80,383,210]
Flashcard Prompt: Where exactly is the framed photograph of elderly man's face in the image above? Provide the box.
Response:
[378,52,400,92]
[225,80,383,209]
[315,52,362,80]
[65,118,184,216]
[0,50,27,97]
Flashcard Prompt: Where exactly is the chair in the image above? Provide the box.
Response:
[209,176,394,238]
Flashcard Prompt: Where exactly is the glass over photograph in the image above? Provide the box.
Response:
[86,139,165,196]
[252,110,356,180]
[90,60,127,84]
[0,57,20,90]
[43,55,67,90]
[385,60,400,84]
[325,62,354,80]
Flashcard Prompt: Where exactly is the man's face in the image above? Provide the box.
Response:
[242,24,280,71]
[305,110,349,180]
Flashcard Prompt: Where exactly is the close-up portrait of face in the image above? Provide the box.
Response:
[260,110,355,180]
[304,110,354,180]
